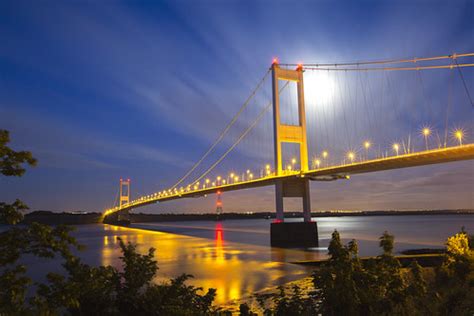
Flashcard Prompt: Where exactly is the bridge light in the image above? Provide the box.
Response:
[421,127,431,150]
[265,164,271,170]
[322,151,328,158]
[246,169,250,174]
[249,173,254,179]
[205,179,210,184]
[234,176,239,182]
[347,151,355,163]
[266,169,271,175]
[364,141,371,149]
[230,172,234,178]
[291,158,296,164]
[453,129,464,146]
[222,179,226,184]
[315,159,321,168]
[272,57,279,65]
[217,176,221,181]
[287,165,292,171]
[392,143,400,155]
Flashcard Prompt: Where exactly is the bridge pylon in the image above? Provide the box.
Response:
[270,62,318,247]
[115,179,131,225]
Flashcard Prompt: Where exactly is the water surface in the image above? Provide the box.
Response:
[17,215,474,305]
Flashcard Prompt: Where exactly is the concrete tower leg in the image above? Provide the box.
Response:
[302,179,312,222]
[275,182,284,221]
[270,61,318,247]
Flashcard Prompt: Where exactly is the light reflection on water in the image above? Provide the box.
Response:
[14,215,473,306]
[100,223,317,305]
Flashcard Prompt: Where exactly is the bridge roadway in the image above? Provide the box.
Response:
[105,144,474,215]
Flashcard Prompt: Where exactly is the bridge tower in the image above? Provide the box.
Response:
[118,178,131,224]
[270,61,318,247]
[119,178,130,207]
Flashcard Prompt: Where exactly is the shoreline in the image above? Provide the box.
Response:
[20,209,474,225]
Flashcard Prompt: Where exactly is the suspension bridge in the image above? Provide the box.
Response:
[104,52,474,246]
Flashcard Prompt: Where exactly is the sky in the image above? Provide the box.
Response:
[0,0,473,213]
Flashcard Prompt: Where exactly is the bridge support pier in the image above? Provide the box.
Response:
[271,179,318,247]
[270,61,318,247]
[103,209,131,226]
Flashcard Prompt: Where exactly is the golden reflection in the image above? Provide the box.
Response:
[215,223,225,265]
[100,224,319,306]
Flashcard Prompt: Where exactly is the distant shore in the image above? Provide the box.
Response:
[18,209,474,225]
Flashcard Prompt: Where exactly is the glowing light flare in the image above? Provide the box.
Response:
[322,151,328,158]
[422,127,431,137]
[453,129,465,145]
[421,127,432,150]
[314,159,321,168]
[347,151,355,163]
[291,158,297,164]
[393,143,400,155]
[364,141,371,149]
[304,72,335,104]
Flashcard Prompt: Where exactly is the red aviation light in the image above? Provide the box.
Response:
[215,223,223,241]
[296,63,303,71]
[272,57,279,65]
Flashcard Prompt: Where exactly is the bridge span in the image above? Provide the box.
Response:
[105,144,474,214]
[104,52,474,246]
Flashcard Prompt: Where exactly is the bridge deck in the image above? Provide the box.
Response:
[106,144,474,214]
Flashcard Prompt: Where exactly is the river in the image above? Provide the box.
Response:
[16,215,474,305]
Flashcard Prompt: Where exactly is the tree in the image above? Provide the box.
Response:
[435,232,474,315]
[0,130,219,315]
[0,129,81,314]
[0,129,37,225]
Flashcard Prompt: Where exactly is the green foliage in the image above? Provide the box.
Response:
[1,130,217,315]
[33,241,216,315]
[0,129,36,177]
[0,199,29,225]
[435,231,474,315]
[0,129,36,225]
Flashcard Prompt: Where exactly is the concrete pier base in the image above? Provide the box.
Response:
[270,221,319,247]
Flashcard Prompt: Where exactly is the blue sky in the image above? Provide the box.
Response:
[0,0,473,213]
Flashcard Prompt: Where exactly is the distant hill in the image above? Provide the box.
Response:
[20,209,474,225]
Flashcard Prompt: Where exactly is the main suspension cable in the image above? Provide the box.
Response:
[280,52,474,67]
[170,69,271,189]
[189,82,291,187]
[303,63,474,72]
